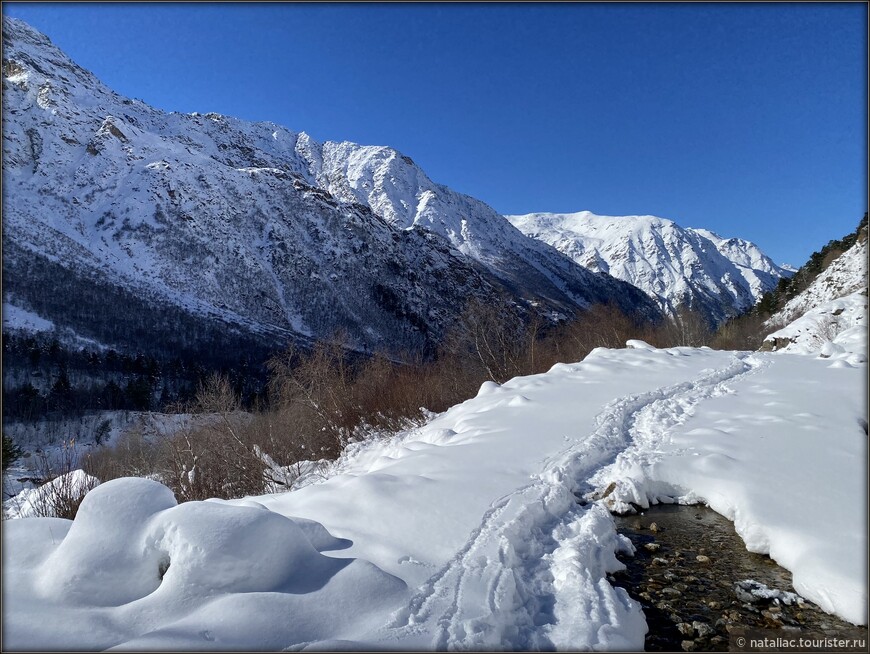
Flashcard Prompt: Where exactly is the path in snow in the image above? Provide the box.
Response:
[586,353,767,512]
[378,349,758,649]
[591,351,867,625]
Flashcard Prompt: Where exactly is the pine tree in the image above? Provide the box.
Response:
[3,435,24,470]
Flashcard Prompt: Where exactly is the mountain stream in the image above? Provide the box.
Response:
[609,503,868,651]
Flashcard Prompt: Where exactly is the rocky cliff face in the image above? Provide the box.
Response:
[2,16,661,359]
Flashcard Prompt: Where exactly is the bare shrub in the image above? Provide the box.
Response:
[537,302,659,365]
[25,441,99,519]
[664,306,713,347]
[267,333,356,459]
[82,420,159,483]
[159,374,266,502]
[710,312,767,351]
[436,298,558,384]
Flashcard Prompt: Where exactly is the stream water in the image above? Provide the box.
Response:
[609,503,868,652]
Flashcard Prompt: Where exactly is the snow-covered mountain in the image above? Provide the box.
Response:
[506,211,791,324]
[1,17,659,358]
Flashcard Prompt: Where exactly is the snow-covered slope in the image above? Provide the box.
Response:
[763,292,868,359]
[5,343,866,649]
[768,234,868,330]
[2,303,54,333]
[762,233,868,356]
[506,211,791,324]
[302,143,660,316]
[1,17,660,357]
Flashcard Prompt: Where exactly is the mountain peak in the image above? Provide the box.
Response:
[507,211,791,324]
[3,15,102,92]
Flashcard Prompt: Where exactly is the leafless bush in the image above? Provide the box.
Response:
[564,303,639,355]
[710,312,767,350]
[25,441,99,519]
[82,420,159,483]
[267,333,356,459]
[663,306,713,347]
[533,302,663,365]
[437,298,554,384]
[159,374,266,502]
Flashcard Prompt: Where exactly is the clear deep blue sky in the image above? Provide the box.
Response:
[4,2,867,266]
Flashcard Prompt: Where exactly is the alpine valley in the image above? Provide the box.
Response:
[4,16,788,405]
[2,15,867,652]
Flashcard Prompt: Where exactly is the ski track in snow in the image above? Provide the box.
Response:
[382,352,759,649]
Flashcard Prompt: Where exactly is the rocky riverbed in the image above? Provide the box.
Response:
[608,503,868,651]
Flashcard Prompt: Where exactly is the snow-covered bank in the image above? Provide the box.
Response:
[591,351,867,625]
[3,345,866,649]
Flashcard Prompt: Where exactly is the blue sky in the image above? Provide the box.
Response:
[4,2,867,266]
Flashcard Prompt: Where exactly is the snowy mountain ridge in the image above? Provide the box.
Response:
[506,211,791,324]
[2,16,659,358]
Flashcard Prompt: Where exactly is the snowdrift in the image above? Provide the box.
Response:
[3,478,407,650]
[3,345,866,649]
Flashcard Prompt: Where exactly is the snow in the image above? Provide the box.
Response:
[506,211,790,323]
[734,580,805,606]
[1,14,865,649]
[763,291,868,360]
[4,478,407,651]
[2,302,55,332]
[768,236,868,329]
[590,352,867,625]
[763,234,867,360]
[5,470,99,519]
[2,15,660,350]
[4,343,866,649]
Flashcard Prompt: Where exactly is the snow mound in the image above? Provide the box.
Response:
[3,477,407,650]
[36,477,178,605]
[626,339,657,351]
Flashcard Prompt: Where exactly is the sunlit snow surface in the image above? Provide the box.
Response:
[763,236,868,359]
[4,343,866,650]
[770,236,867,329]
